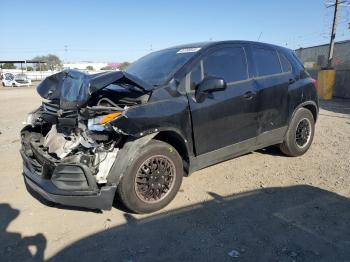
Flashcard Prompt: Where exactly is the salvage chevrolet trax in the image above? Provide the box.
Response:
[21,41,319,213]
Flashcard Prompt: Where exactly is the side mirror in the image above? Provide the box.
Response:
[195,76,227,102]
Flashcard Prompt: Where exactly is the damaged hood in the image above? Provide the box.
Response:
[37,69,153,110]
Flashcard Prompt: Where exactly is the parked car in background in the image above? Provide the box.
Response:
[2,73,32,87]
[21,41,318,213]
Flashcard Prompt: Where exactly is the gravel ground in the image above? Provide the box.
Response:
[0,86,349,261]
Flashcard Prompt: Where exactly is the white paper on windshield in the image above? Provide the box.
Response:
[177,48,201,53]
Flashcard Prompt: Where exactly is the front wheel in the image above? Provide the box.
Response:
[117,140,183,213]
[280,108,315,157]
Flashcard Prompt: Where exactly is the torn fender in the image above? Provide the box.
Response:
[112,97,192,140]
[36,69,153,110]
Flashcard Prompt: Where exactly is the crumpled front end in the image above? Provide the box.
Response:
[20,70,151,210]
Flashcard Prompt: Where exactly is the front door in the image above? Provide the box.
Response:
[187,45,259,156]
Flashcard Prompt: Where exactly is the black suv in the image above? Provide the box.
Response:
[21,41,318,213]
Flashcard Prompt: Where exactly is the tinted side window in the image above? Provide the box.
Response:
[252,47,282,76]
[278,52,292,72]
[203,47,248,83]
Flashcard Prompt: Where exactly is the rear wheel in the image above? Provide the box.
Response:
[117,140,183,213]
[280,108,315,156]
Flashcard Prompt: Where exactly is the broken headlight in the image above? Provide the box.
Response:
[24,113,35,126]
[23,106,42,127]
[88,112,122,131]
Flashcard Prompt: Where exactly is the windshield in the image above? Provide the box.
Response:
[125,48,199,86]
[5,73,14,80]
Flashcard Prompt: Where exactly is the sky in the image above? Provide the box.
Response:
[1,0,349,63]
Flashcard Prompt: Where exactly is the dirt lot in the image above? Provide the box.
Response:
[0,86,349,261]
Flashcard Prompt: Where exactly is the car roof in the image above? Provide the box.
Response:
[166,40,291,52]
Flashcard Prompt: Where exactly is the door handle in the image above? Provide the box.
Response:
[243,91,256,99]
[288,78,296,84]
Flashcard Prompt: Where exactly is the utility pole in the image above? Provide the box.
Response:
[326,0,340,68]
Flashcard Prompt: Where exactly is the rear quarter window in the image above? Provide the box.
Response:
[251,47,282,77]
[278,52,292,72]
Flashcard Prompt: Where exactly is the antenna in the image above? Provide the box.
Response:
[64,45,68,64]
[257,32,263,41]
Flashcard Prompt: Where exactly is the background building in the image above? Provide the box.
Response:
[295,40,350,70]
[295,40,350,98]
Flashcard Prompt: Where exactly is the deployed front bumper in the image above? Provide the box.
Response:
[20,145,117,210]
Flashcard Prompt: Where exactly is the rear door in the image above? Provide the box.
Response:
[187,45,259,155]
[250,46,294,146]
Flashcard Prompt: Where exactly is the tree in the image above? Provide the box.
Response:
[100,65,113,70]
[35,64,49,71]
[2,63,16,69]
[26,66,34,71]
[118,61,130,71]
[86,65,94,71]
[32,54,62,71]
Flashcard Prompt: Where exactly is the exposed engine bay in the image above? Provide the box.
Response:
[21,70,151,185]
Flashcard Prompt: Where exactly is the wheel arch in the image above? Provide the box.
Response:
[302,102,318,122]
[281,101,317,156]
[289,100,318,125]
[153,130,190,175]
[107,128,191,187]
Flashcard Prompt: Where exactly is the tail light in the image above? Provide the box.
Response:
[311,78,319,91]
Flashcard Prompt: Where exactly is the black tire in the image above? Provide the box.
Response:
[117,140,183,213]
[280,108,315,157]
